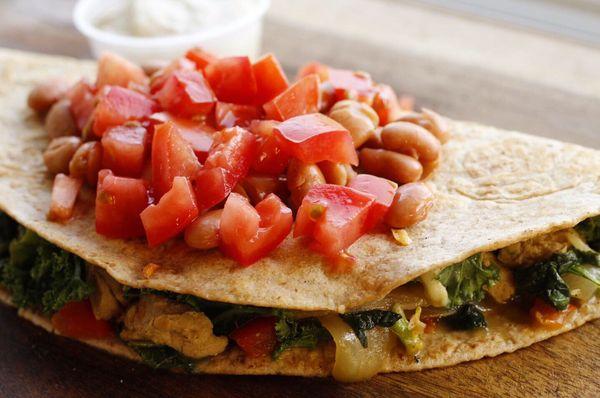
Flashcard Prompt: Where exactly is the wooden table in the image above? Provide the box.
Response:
[0,1,599,397]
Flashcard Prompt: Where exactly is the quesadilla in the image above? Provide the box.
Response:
[0,48,598,382]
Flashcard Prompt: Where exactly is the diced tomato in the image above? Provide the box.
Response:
[274,113,358,165]
[95,169,149,239]
[263,74,320,121]
[92,86,157,136]
[529,298,576,330]
[51,300,114,340]
[151,122,201,199]
[154,69,216,118]
[150,57,196,93]
[140,176,199,246]
[220,193,292,266]
[185,47,218,70]
[215,102,262,128]
[294,184,375,256]
[249,120,290,175]
[348,174,397,230]
[96,52,148,90]
[47,174,82,222]
[101,125,148,177]
[252,53,289,105]
[327,68,375,103]
[298,63,375,104]
[194,127,257,212]
[372,84,402,125]
[66,80,96,131]
[297,61,329,81]
[150,112,215,162]
[230,316,278,358]
[204,56,257,105]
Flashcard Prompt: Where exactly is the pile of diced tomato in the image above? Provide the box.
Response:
[50,48,407,267]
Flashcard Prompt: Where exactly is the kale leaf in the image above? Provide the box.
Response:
[443,303,487,330]
[273,317,330,359]
[514,249,600,310]
[575,216,600,250]
[340,310,402,348]
[127,341,196,372]
[1,228,93,314]
[211,305,283,336]
[0,212,18,257]
[437,254,500,308]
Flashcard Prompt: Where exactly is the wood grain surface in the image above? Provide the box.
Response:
[0,1,599,397]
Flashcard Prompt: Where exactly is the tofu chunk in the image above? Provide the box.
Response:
[121,295,228,359]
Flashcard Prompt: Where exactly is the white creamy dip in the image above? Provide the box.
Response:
[95,0,256,37]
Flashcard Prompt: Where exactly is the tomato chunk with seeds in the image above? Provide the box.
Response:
[48,174,82,222]
[215,102,262,128]
[95,169,149,239]
[253,53,289,105]
[327,67,375,103]
[249,120,289,175]
[230,317,278,358]
[152,122,201,199]
[295,184,375,256]
[154,70,215,118]
[66,80,96,131]
[204,56,257,105]
[141,176,199,246]
[150,112,215,162]
[194,127,257,212]
[185,47,218,70]
[274,113,358,165]
[96,52,148,90]
[92,86,156,136]
[348,174,397,230]
[220,193,292,266]
[51,300,114,340]
[263,74,320,121]
[101,125,148,177]
[150,57,196,93]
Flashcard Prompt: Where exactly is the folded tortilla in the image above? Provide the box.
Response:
[0,48,599,377]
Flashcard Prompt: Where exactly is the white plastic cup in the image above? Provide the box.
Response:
[73,0,270,63]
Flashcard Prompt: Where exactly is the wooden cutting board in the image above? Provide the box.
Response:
[0,304,598,398]
[1,1,599,397]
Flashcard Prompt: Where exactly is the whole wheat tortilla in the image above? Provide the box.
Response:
[0,48,599,313]
[2,289,598,376]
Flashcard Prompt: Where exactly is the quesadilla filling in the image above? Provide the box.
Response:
[32,48,447,270]
[1,211,598,381]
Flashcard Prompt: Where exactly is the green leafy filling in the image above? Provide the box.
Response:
[575,216,600,251]
[127,341,196,372]
[273,317,330,359]
[0,228,93,314]
[340,310,402,348]
[514,249,600,310]
[437,254,500,308]
[0,212,18,257]
[443,303,487,330]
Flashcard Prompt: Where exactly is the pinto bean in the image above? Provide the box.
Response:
[359,148,422,184]
[43,136,82,175]
[396,109,450,144]
[328,100,379,148]
[27,78,70,114]
[380,121,441,163]
[45,99,77,139]
[318,161,349,186]
[184,210,223,250]
[385,182,434,229]
[69,141,103,186]
[241,174,287,205]
[287,159,326,209]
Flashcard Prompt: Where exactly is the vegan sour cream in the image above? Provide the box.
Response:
[95,0,257,37]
